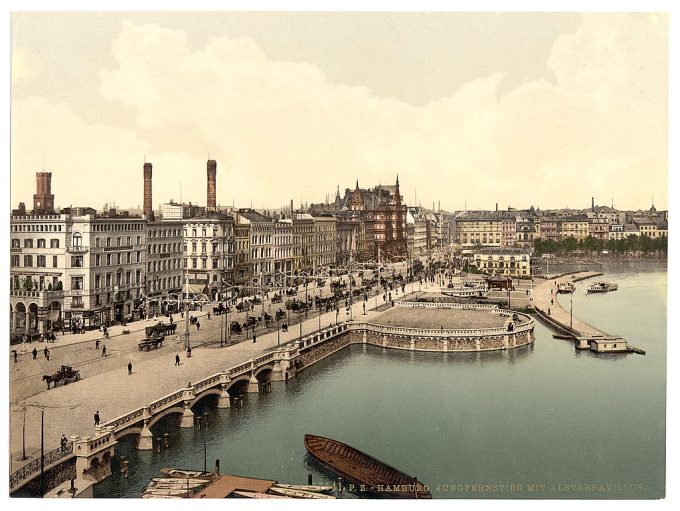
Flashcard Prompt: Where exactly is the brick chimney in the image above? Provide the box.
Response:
[143,162,154,219]
[207,160,217,210]
[33,172,55,213]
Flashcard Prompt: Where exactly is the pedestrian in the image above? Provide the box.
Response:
[102,345,107,357]
[95,338,100,350]
[94,410,100,426]
[207,312,211,320]
[128,361,132,375]
[253,334,257,343]
[181,311,184,319]
[551,298,554,305]
[60,434,67,452]
[175,353,180,366]
[548,308,551,315]
[196,321,200,331]
[176,333,181,343]
[44,346,48,359]
[13,350,18,363]
[32,347,37,360]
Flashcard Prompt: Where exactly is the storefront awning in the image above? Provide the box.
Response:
[185,283,207,295]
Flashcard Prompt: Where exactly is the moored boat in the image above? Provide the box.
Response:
[268,486,336,499]
[587,282,618,293]
[557,282,575,294]
[233,490,290,499]
[273,483,334,494]
[304,434,431,499]
[160,467,206,478]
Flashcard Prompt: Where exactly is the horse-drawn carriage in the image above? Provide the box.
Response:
[212,303,229,315]
[285,287,298,296]
[275,309,286,321]
[138,335,164,351]
[43,365,80,389]
[145,322,177,337]
[230,321,242,334]
[271,293,283,304]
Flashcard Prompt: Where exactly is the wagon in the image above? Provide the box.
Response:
[138,336,165,351]
[43,365,80,389]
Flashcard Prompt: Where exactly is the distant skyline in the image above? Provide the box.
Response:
[11,12,668,211]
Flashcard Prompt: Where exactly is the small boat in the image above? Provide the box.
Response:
[150,477,212,485]
[273,483,334,494]
[587,282,618,293]
[304,434,431,499]
[142,488,194,497]
[233,490,290,499]
[268,486,335,499]
[160,467,206,478]
[146,481,210,491]
[557,282,575,294]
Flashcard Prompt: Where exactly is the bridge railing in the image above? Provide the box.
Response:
[194,374,222,392]
[397,301,498,310]
[103,408,145,431]
[10,442,73,491]
[148,390,184,414]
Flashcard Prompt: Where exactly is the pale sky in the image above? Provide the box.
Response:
[10,11,668,212]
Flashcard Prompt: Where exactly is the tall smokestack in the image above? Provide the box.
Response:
[290,199,294,215]
[591,197,595,212]
[33,172,55,213]
[143,163,153,219]
[207,160,217,210]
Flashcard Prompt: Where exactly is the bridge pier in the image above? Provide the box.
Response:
[217,383,231,408]
[180,402,195,428]
[138,421,154,450]
[246,373,260,393]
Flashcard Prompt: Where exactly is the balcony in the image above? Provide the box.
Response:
[66,245,89,254]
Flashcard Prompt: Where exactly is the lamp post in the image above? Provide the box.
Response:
[570,293,573,330]
[40,406,45,498]
[21,406,27,461]
[183,273,191,354]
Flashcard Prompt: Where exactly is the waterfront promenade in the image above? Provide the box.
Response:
[532,272,606,336]
[8,281,422,475]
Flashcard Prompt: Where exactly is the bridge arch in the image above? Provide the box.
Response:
[227,376,250,397]
[190,388,222,408]
[147,406,185,429]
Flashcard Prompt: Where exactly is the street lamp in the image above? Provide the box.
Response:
[183,272,191,354]
[21,406,27,461]
[40,406,45,498]
[570,293,573,330]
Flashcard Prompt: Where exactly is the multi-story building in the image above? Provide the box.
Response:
[10,202,69,339]
[455,215,502,248]
[407,208,429,256]
[372,177,407,262]
[588,217,610,240]
[273,217,293,283]
[233,222,251,285]
[145,219,184,315]
[235,209,273,285]
[182,212,235,300]
[515,218,537,247]
[292,212,315,273]
[501,217,517,247]
[636,221,660,239]
[472,248,532,277]
[311,213,337,269]
[336,212,362,267]
[559,216,590,240]
[537,218,560,242]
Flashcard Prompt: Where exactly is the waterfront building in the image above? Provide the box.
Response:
[292,212,315,274]
[273,217,293,283]
[310,213,337,269]
[233,222,251,285]
[336,212,362,267]
[558,216,590,240]
[234,209,273,287]
[472,247,532,276]
[588,217,610,241]
[182,212,235,299]
[501,217,517,247]
[515,218,537,247]
[536,218,560,242]
[635,220,661,239]
[455,214,502,248]
[145,219,184,315]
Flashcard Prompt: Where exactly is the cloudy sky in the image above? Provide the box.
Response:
[10,11,668,212]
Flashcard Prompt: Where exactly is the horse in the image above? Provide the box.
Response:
[43,372,61,390]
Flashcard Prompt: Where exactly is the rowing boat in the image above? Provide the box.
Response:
[304,434,431,498]
[268,486,336,499]
[273,483,334,494]
[233,490,290,499]
[160,467,206,478]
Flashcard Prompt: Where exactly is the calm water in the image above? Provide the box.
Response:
[95,263,666,499]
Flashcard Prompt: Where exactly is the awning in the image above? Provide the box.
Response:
[47,310,61,321]
[185,283,207,295]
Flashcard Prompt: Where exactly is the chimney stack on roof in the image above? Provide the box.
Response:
[207,160,217,210]
[143,162,154,220]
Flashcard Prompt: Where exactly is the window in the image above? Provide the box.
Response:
[11,255,19,267]
[72,232,82,248]
[117,253,122,265]
[106,254,112,266]
[127,236,131,245]
[137,236,141,245]
[71,256,83,267]
[95,254,100,266]
[37,239,46,248]
[95,275,101,289]
[202,228,207,237]
[136,270,141,284]
[106,274,112,287]
[201,259,207,269]
[106,237,111,247]
[126,252,131,264]
[126,271,131,284]
[71,276,83,290]
[213,259,219,269]
[95,238,100,248]
[201,242,207,253]
[137,251,141,263]
[11,239,20,248]
[24,255,33,267]
[24,239,33,248]
[192,258,197,269]
[53,256,58,268]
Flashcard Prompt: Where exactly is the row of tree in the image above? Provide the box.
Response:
[533,235,667,255]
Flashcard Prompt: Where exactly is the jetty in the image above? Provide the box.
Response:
[533,272,645,355]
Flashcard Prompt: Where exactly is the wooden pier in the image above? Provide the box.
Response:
[533,272,644,355]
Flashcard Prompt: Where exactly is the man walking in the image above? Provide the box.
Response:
[175,353,180,366]
[13,350,18,363]
[32,347,38,360]
[196,320,201,331]
[94,410,100,426]
[101,345,107,357]
[45,349,50,361]
[127,361,132,375]
[95,338,100,350]
[60,434,68,452]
